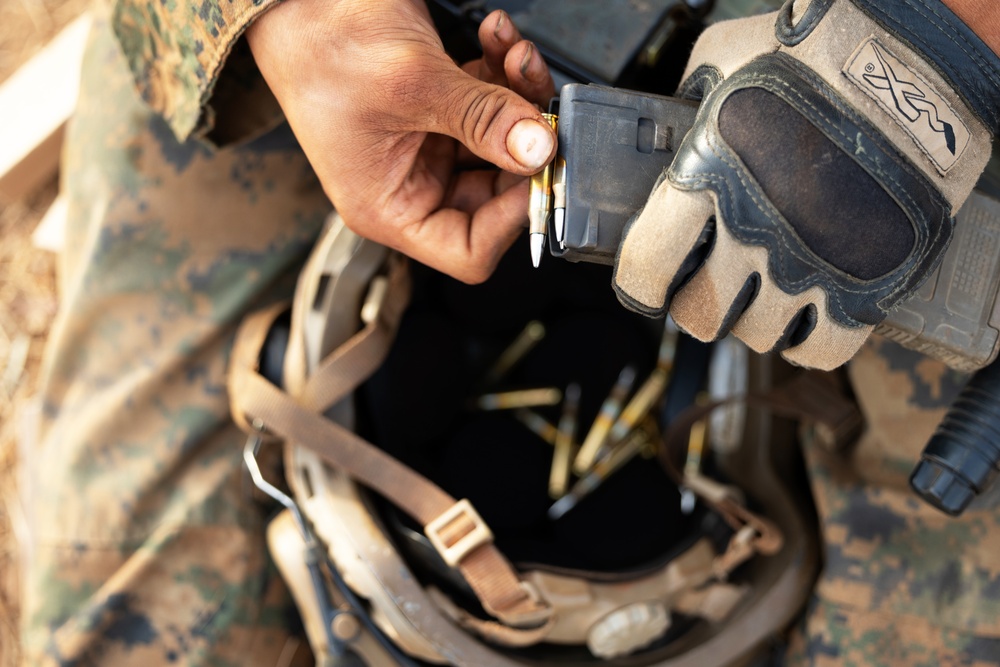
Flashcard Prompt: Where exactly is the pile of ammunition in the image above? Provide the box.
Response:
[470,319,681,519]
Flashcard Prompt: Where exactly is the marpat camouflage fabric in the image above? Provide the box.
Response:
[19,13,328,666]
[112,0,281,142]
[787,337,1000,666]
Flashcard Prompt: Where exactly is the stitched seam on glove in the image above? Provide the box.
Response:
[776,0,834,47]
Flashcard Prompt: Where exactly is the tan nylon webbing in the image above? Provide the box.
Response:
[297,271,407,414]
[228,262,550,627]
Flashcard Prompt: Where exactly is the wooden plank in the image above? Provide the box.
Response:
[0,14,91,203]
[31,193,67,253]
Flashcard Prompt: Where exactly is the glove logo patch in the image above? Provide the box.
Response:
[844,39,969,173]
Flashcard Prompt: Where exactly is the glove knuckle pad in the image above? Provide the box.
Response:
[671,55,953,328]
[718,87,913,281]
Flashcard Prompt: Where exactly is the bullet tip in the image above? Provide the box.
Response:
[554,209,565,243]
[530,233,545,268]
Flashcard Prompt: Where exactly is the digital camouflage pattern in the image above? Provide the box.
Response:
[787,337,1000,666]
[112,0,281,143]
[19,13,328,666]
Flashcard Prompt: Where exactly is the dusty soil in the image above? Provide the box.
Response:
[0,181,60,667]
[0,0,92,663]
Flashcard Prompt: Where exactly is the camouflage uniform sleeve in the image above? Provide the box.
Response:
[111,0,283,144]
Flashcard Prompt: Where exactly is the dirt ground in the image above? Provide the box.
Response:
[0,0,91,664]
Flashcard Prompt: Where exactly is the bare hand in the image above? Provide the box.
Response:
[247,2,557,283]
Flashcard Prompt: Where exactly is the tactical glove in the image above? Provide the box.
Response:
[613,0,1000,369]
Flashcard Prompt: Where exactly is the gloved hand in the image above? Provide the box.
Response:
[613,0,1000,369]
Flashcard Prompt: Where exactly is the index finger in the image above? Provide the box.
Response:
[477,10,522,86]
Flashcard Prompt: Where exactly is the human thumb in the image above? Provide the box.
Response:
[424,69,556,175]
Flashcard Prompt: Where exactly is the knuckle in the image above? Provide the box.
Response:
[378,54,432,107]
[465,243,506,285]
[456,87,511,146]
[365,44,447,123]
[460,262,494,285]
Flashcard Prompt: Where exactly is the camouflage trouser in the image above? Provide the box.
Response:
[19,12,1000,667]
[19,14,329,666]
[787,338,1000,666]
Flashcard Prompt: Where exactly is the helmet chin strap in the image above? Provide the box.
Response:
[245,429,422,667]
[231,217,832,664]
[228,265,554,630]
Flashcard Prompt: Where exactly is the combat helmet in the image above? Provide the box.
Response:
[226,214,854,666]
